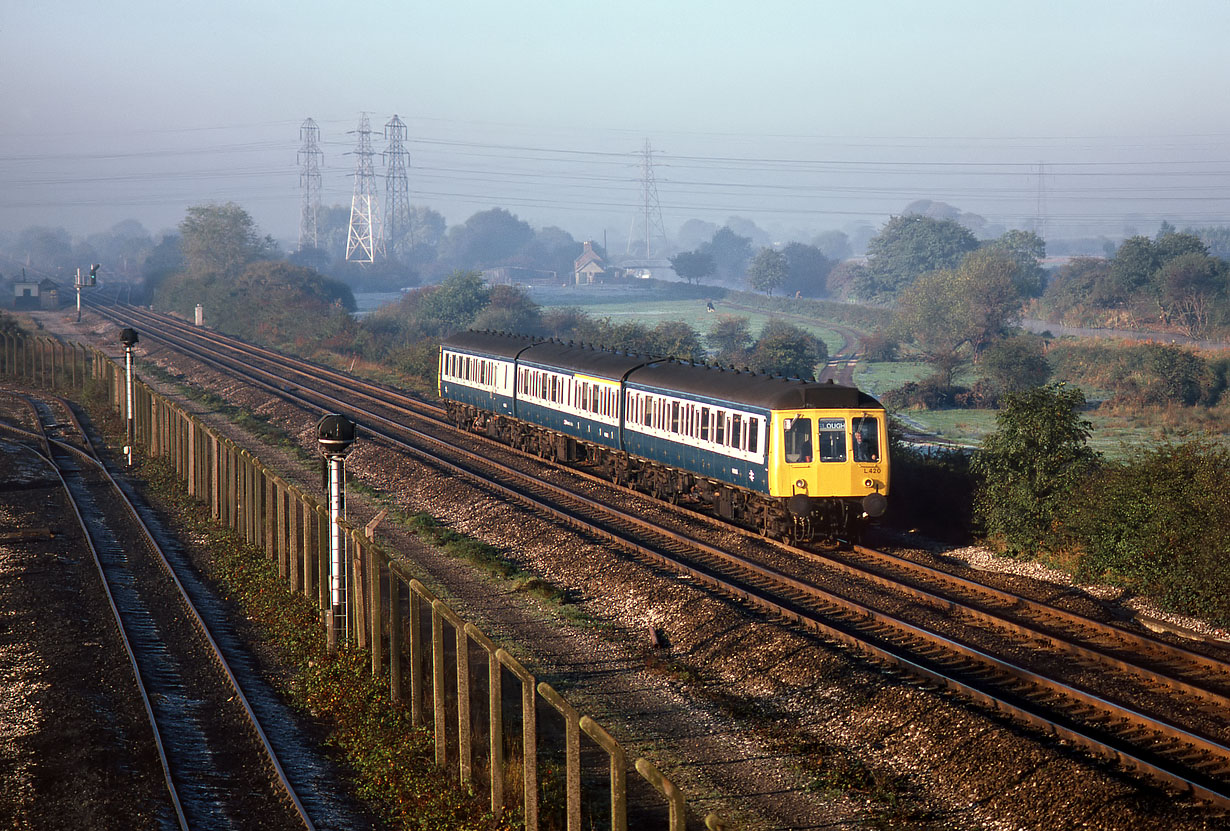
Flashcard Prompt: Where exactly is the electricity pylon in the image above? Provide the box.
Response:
[346,114,384,264]
[297,117,323,251]
[626,138,667,258]
[384,114,412,262]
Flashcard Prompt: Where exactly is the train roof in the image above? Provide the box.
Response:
[629,359,883,411]
[441,330,884,412]
[441,329,540,360]
[520,340,648,380]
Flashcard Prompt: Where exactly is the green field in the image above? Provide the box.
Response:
[551,296,851,355]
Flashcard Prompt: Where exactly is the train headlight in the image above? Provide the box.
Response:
[864,479,874,489]
[795,479,807,490]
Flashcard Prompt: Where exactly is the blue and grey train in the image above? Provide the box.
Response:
[438,330,889,541]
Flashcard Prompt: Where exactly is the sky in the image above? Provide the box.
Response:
[4,0,1230,250]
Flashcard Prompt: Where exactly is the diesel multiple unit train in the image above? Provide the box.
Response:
[438,330,889,541]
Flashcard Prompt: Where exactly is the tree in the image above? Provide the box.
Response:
[892,268,970,387]
[1041,257,1112,319]
[1103,235,1158,307]
[725,216,771,246]
[980,334,1050,395]
[137,233,184,303]
[648,320,705,362]
[153,259,353,347]
[438,208,533,270]
[85,220,153,278]
[1153,229,1207,262]
[669,250,716,284]
[14,226,74,273]
[1157,251,1225,337]
[893,248,1026,387]
[179,203,277,280]
[1192,225,1230,260]
[780,242,833,297]
[860,214,979,299]
[811,229,852,262]
[676,218,719,250]
[957,248,1025,358]
[747,320,827,379]
[707,315,753,365]
[700,227,753,285]
[746,247,789,296]
[972,383,1100,554]
[984,229,1046,297]
[541,306,595,340]
[411,270,490,334]
[1145,344,1217,406]
[471,284,542,335]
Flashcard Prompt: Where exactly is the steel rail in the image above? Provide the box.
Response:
[79,303,1230,806]
[88,304,1230,691]
[3,399,316,830]
[2,404,190,830]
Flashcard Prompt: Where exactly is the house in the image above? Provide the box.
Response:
[573,241,606,285]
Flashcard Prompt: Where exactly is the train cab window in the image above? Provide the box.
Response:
[853,417,880,462]
[817,419,846,462]
[784,417,813,464]
[748,418,759,455]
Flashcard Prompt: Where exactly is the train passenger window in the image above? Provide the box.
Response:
[784,418,813,464]
[748,418,759,455]
[817,419,846,462]
[700,407,710,441]
[670,401,680,434]
[853,417,880,462]
[715,411,725,445]
[731,414,742,450]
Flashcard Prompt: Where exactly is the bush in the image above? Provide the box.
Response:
[972,384,1100,555]
[1068,441,1230,622]
[860,332,900,362]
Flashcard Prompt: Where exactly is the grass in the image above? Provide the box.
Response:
[554,297,851,356]
[853,361,933,397]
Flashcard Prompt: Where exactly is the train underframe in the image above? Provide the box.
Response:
[448,402,867,543]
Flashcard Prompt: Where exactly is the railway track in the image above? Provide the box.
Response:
[1,389,373,830]
[84,301,1230,809]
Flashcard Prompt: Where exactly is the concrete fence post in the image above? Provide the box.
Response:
[580,716,627,831]
[635,758,686,831]
[497,647,538,831]
[464,623,505,817]
[538,682,581,831]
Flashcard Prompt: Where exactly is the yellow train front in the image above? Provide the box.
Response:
[764,391,889,541]
[439,331,889,543]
